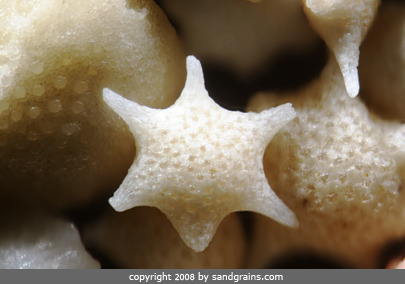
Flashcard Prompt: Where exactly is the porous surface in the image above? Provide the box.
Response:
[303,0,380,97]
[103,56,297,252]
[359,3,405,122]
[84,207,246,269]
[247,57,405,268]
[161,0,316,77]
[0,214,100,269]
[0,0,186,210]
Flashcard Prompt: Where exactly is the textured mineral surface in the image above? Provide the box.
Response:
[104,56,297,252]
[0,213,100,269]
[303,0,380,98]
[248,57,405,268]
[0,0,404,269]
[0,0,186,210]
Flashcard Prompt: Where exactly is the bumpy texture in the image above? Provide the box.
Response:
[0,214,100,269]
[359,3,405,122]
[247,57,405,268]
[84,207,246,269]
[103,56,297,252]
[303,0,380,98]
[161,0,316,77]
[0,0,186,210]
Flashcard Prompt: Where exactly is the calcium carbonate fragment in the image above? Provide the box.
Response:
[104,56,297,252]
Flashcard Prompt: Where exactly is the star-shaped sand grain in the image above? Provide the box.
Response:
[247,57,405,268]
[103,56,297,252]
[303,0,380,98]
